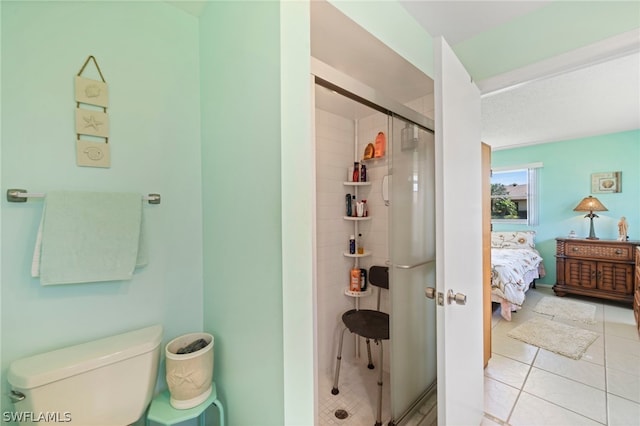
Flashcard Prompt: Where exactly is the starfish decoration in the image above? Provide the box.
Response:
[83,114,103,131]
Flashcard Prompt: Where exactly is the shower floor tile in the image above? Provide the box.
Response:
[318,358,391,426]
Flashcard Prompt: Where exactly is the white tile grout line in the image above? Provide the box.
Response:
[601,300,610,426]
[483,412,510,426]
[491,291,621,425]
[504,295,640,425]
[504,346,539,425]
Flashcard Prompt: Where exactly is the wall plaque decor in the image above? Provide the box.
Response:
[591,171,621,194]
[75,76,108,107]
[75,55,110,168]
[75,109,109,138]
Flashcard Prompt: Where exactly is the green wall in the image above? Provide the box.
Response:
[455,1,640,81]
[9,1,632,424]
[199,2,285,424]
[279,2,314,424]
[0,1,203,421]
[492,130,640,285]
[197,2,435,424]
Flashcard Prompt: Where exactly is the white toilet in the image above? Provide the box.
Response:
[7,324,163,426]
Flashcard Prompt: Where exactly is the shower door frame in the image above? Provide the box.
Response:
[312,57,436,424]
[388,113,437,424]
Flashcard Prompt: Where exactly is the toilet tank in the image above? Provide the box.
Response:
[7,325,163,426]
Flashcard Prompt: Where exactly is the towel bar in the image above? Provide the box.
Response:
[6,189,161,204]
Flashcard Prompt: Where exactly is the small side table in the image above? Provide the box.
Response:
[146,382,225,426]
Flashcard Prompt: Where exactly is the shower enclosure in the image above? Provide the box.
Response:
[314,75,436,425]
[388,114,436,422]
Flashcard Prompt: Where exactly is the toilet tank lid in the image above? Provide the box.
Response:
[8,325,163,390]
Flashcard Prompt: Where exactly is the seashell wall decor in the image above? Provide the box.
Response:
[75,56,110,168]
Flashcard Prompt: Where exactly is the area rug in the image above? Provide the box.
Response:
[507,317,599,360]
[533,296,596,323]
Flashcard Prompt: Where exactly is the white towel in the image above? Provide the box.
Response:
[33,191,147,285]
[31,215,44,277]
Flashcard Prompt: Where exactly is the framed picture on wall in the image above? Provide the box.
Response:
[591,171,621,194]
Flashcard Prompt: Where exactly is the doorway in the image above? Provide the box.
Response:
[310,4,484,425]
[313,75,437,425]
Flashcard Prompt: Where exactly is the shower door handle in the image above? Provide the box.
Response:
[425,287,444,306]
[395,258,436,270]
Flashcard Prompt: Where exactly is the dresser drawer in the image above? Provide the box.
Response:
[635,291,640,333]
[565,241,634,261]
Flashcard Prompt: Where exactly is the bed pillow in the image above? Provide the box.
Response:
[491,231,536,249]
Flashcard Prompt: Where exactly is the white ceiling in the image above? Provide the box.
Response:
[482,51,640,148]
[311,0,434,120]
[398,1,640,149]
[312,1,640,150]
[168,1,640,150]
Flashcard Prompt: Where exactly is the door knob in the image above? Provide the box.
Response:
[447,289,467,305]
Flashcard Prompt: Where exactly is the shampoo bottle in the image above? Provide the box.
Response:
[352,162,359,182]
[374,131,386,158]
[350,267,361,292]
[360,268,367,291]
[349,235,356,254]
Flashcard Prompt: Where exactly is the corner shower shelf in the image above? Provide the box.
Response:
[360,157,385,167]
[343,251,372,258]
[344,288,372,298]
[343,216,372,221]
[343,181,372,187]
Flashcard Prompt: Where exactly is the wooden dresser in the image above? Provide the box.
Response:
[554,238,640,304]
[635,247,640,335]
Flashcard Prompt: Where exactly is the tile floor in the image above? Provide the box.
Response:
[483,285,640,426]
[317,285,639,426]
[318,355,392,426]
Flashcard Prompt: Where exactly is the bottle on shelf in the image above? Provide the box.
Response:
[374,131,386,158]
[352,162,359,182]
[363,143,375,160]
[345,194,352,217]
[360,163,367,182]
[349,235,356,255]
[360,268,367,291]
[350,267,361,292]
[357,233,364,255]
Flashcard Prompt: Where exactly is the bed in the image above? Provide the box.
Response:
[491,231,545,320]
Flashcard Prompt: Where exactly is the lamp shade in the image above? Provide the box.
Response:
[574,195,608,212]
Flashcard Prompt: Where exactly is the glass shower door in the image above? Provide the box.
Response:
[389,115,437,421]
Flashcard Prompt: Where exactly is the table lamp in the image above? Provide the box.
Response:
[573,195,608,240]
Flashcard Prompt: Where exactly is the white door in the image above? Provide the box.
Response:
[433,37,484,425]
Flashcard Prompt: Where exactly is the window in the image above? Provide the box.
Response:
[491,163,541,225]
